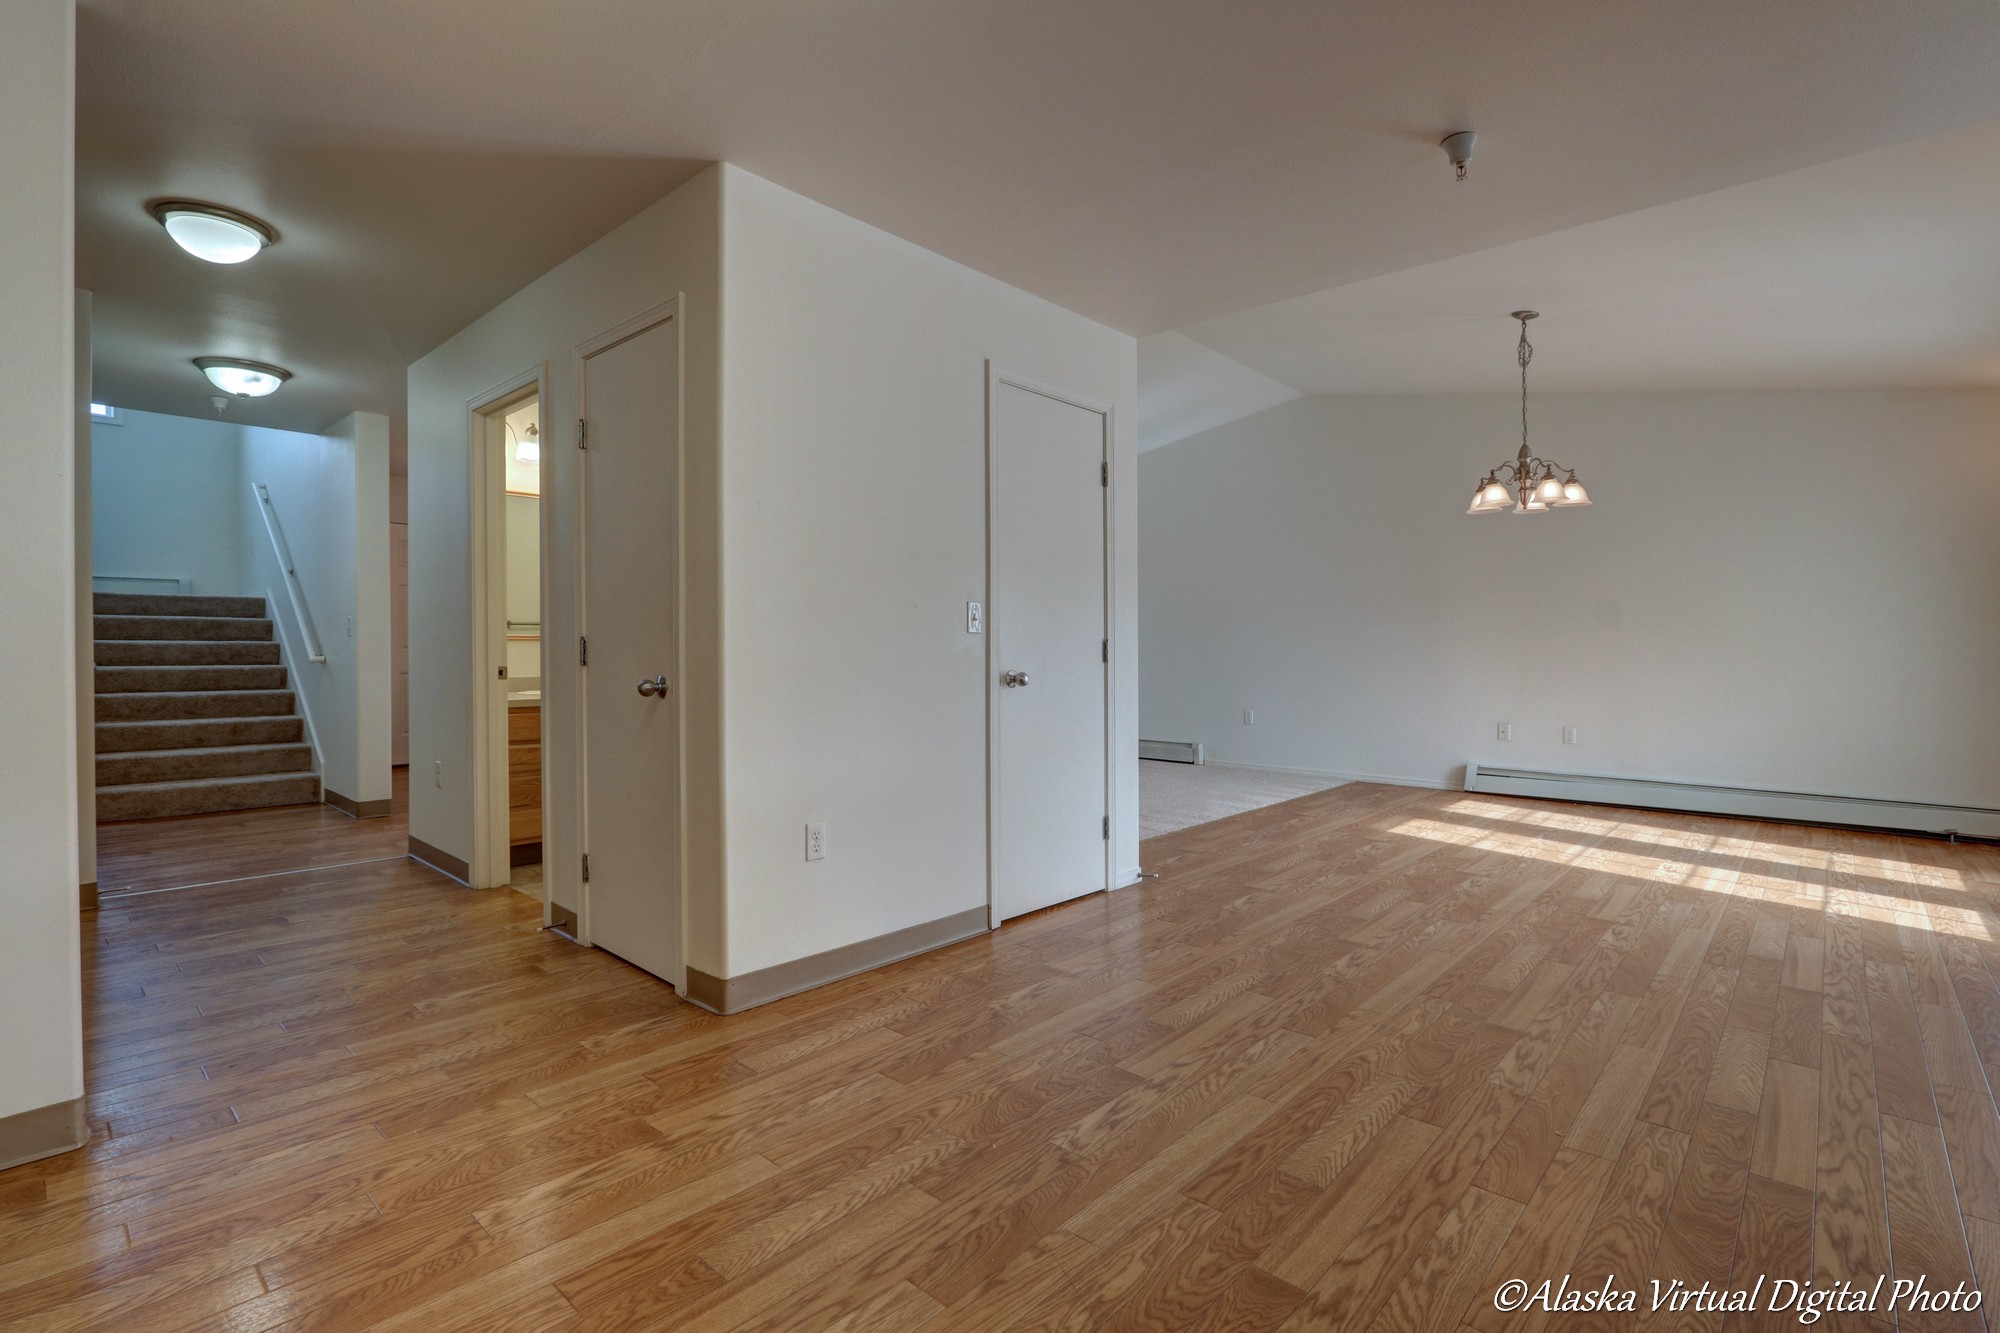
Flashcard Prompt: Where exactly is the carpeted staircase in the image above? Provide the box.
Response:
[94,591,321,821]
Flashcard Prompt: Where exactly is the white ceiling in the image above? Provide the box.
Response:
[1175,116,2000,398]
[1137,334,1299,453]
[77,0,2000,436]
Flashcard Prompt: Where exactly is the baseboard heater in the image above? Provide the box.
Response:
[1140,739,1205,765]
[1465,763,2000,841]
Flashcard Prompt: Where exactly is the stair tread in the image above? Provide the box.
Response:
[97,771,319,795]
[97,689,294,698]
[97,742,310,762]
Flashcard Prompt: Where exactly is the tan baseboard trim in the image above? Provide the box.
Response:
[406,836,470,886]
[0,1097,88,1171]
[684,905,989,1015]
[80,881,98,912]
[324,789,393,820]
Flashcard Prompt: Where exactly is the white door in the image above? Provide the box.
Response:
[580,316,679,982]
[992,378,1110,923]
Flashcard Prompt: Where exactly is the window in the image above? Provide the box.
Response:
[89,403,123,424]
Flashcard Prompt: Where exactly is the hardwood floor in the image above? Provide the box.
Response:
[8,781,2000,1330]
[97,768,411,897]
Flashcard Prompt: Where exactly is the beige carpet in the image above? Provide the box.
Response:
[1139,759,1343,840]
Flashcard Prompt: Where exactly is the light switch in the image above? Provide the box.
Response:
[966,602,982,634]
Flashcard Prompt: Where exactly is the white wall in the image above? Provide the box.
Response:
[1139,390,2000,807]
[241,413,394,807]
[407,167,723,944]
[92,408,246,595]
[0,0,82,1143]
[718,167,1140,977]
[75,291,96,897]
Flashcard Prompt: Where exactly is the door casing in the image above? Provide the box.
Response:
[469,370,548,907]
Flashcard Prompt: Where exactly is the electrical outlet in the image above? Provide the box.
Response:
[1563,726,1580,745]
[805,821,827,862]
[1496,722,1514,741]
[966,602,982,634]
[433,760,444,788]
[1243,709,1256,725]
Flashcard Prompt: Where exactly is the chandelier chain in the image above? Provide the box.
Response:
[1518,315,1532,455]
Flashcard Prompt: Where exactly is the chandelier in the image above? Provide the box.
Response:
[1466,311,1592,514]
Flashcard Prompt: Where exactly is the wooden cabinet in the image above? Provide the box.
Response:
[508,702,541,857]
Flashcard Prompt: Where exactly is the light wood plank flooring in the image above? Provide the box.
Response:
[7,781,2000,1330]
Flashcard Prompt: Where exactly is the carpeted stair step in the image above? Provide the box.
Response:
[97,742,315,786]
[94,614,274,642]
[97,771,320,822]
[93,591,267,619]
[95,639,283,666]
[96,689,298,722]
[94,716,305,753]
[95,664,288,694]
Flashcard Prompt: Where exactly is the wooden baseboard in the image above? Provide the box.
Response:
[0,1097,87,1171]
[80,881,98,913]
[509,841,543,868]
[324,789,393,820]
[406,836,470,885]
[684,905,989,1015]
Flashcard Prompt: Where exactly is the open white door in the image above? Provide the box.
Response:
[990,372,1111,925]
[579,310,681,984]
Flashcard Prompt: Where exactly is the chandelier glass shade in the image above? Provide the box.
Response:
[1467,312,1592,515]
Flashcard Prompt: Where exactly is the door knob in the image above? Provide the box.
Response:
[636,675,669,698]
[1001,669,1029,688]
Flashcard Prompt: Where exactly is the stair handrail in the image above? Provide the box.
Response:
[251,482,328,665]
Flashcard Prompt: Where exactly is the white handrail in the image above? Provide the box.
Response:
[252,482,327,665]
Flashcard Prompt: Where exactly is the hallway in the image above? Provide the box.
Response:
[97,768,410,899]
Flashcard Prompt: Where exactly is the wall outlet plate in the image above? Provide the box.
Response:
[805,821,827,861]
[1496,723,1513,741]
[1562,726,1580,745]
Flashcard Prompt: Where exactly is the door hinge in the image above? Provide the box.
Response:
[577,418,588,450]
[581,853,590,883]
[1100,461,1108,487]
[579,636,588,666]
[1101,638,1108,663]
[1103,815,1110,840]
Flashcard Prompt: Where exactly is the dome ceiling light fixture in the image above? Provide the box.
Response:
[150,200,275,264]
[195,356,292,399]
[1466,312,1593,515]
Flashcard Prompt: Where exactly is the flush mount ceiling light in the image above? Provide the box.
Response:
[1466,312,1593,515]
[511,422,541,463]
[150,200,275,264]
[195,357,292,398]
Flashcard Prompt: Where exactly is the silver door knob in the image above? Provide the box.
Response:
[636,675,669,697]
[1001,669,1029,688]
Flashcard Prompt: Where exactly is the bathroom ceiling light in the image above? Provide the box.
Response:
[150,201,275,264]
[195,357,292,398]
